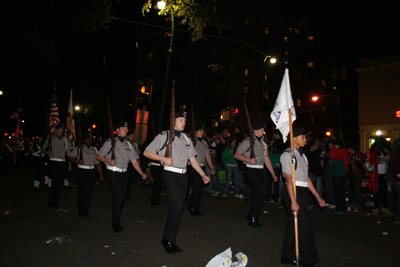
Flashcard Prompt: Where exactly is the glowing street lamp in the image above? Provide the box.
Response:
[376,130,382,136]
[263,55,277,64]
[157,0,166,9]
[74,106,80,111]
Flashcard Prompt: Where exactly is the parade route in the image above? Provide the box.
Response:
[1,170,399,267]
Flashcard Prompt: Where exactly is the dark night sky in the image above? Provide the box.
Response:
[0,0,398,137]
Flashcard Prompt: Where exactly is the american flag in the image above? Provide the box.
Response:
[49,87,60,135]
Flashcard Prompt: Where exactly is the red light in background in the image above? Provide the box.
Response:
[92,124,97,129]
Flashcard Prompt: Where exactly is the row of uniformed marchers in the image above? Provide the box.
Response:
[39,118,324,266]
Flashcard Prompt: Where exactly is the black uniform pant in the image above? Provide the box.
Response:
[188,165,204,211]
[245,167,267,221]
[48,161,66,207]
[281,186,318,265]
[151,165,164,203]
[76,168,96,215]
[107,170,128,226]
[331,174,347,212]
[126,164,140,198]
[32,156,45,181]
[162,170,187,244]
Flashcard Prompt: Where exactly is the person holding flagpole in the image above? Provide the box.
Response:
[270,68,325,266]
[280,128,325,266]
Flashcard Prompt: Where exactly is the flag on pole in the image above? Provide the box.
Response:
[270,68,296,143]
[66,89,76,141]
[49,87,60,135]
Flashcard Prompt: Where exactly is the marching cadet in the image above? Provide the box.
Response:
[96,122,146,232]
[187,125,215,216]
[31,133,46,190]
[234,121,278,228]
[280,128,325,267]
[41,124,70,209]
[126,130,141,199]
[144,111,210,255]
[68,133,103,217]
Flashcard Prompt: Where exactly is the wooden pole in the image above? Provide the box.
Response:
[288,108,299,266]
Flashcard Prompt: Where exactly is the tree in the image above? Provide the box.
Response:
[142,0,285,41]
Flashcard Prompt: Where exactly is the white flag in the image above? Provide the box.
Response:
[270,68,296,143]
[66,89,76,141]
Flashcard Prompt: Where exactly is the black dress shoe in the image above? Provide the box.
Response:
[112,224,123,232]
[248,217,263,228]
[151,200,161,206]
[188,206,195,216]
[174,244,183,253]
[281,258,297,265]
[161,238,177,255]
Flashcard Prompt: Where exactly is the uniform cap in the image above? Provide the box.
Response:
[252,121,265,130]
[55,124,64,130]
[293,127,306,137]
[82,133,92,139]
[115,121,128,129]
[175,111,187,119]
[195,125,204,132]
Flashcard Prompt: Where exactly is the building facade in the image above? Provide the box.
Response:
[356,55,400,153]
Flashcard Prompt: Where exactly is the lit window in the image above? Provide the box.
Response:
[146,52,153,59]
[285,51,289,57]
[264,74,268,82]
[165,31,172,37]
[244,86,249,94]
[295,28,300,34]
[244,68,250,76]
[321,80,326,86]
[265,27,269,34]
[310,117,315,123]
[308,35,314,41]
[297,99,302,107]
[135,42,138,48]
[284,36,288,43]
[212,119,219,128]
[308,61,314,68]
[262,91,269,99]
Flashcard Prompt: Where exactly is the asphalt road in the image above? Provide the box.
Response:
[1,170,399,267]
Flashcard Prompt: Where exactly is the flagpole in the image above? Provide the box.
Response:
[288,107,299,267]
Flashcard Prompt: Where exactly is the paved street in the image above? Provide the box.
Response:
[1,170,399,267]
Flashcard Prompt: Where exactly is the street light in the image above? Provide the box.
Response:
[157,0,166,9]
[74,105,80,111]
[311,94,341,139]
[263,55,277,64]
[156,0,175,133]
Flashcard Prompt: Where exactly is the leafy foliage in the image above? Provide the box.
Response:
[142,0,282,41]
